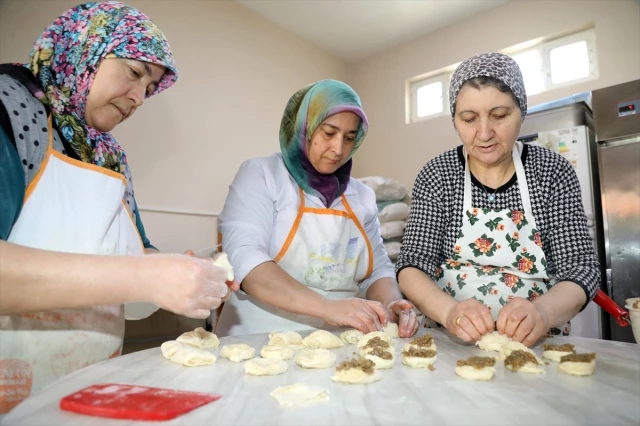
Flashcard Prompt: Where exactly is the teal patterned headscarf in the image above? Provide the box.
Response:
[279,80,368,207]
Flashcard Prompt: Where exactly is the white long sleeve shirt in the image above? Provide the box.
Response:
[218,153,395,295]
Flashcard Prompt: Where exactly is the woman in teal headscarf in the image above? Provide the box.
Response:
[217,80,419,337]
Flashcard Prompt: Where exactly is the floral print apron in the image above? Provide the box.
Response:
[435,143,569,336]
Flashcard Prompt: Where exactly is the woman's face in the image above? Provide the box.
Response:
[308,112,360,174]
[85,58,166,132]
[453,84,522,167]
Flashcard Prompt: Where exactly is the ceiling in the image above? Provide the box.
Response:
[236,0,511,62]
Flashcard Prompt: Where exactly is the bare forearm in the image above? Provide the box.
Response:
[398,267,457,324]
[0,241,146,315]
[365,277,403,308]
[241,261,328,318]
[533,281,586,328]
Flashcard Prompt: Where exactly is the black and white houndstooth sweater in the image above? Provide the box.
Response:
[395,144,600,305]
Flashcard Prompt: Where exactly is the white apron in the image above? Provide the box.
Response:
[216,188,373,336]
[435,143,570,335]
[0,117,145,414]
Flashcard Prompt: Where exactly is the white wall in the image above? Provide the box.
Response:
[0,0,348,253]
[348,0,640,187]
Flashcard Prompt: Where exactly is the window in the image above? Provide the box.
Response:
[407,29,598,124]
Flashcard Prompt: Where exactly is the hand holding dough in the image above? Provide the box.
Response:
[176,327,220,349]
[476,331,512,352]
[261,345,294,360]
[244,358,288,376]
[270,384,329,407]
[340,329,364,345]
[220,344,256,362]
[296,349,337,369]
[302,330,344,349]
[213,253,235,281]
[161,341,216,367]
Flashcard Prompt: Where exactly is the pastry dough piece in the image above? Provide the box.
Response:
[295,349,337,369]
[476,331,512,352]
[176,327,220,349]
[244,358,288,376]
[302,330,344,349]
[504,350,545,374]
[220,344,256,362]
[455,356,496,380]
[270,383,329,407]
[357,331,393,349]
[161,341,216,367]
[340,329,364,345]
[499,341,543,364]
[268,331,303,346]
[359,347,395,369]
[383,322,399,339]
[213,253,234,281]
[403,333,436,352]
[558,353,596,376]
[260,345,294,360]
[401,347,437,369]
[331,358,382,384]
[542,344,576,362]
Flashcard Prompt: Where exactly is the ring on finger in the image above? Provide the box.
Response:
[455,315,465,326]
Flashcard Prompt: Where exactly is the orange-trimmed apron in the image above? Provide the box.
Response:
[0,117,144,414]
[216,188,373,336]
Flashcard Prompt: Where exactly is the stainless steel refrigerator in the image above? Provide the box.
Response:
[592,79,640,343]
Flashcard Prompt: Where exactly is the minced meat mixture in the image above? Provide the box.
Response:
[336,357,375,375]
[410,334,433,347]
[364,337,390,350]
[402,347,436,358]
[456,356,496,369]
[504,350,539,370]
[542,344,575,352]
[560,353,596,363]
[367,346,393,360]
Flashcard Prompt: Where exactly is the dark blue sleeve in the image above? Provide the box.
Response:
[133,199,156,251]
[0,125,25,240]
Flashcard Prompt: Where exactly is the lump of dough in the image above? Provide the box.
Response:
[360,348,395,369]
[357,331,393,349]
[403,333,436,352]
[220,344,255,362]
[260,345,294,360]
[176,327,220,349]
[504,350,545,374]
[161,341,216,367]
[268,331,303,347]
[542,344,576,362]
[295,349,337,369]
[213,253,235,281]
[340,329,364,345]
[302,330,344,349]
[270,383,329,407]
[401,347,437,369]
[499,341,543,364]
[558,353,596,376]
[476,331,512,352]
[383,322,399,339]
[331,358,382,384]
[244,358,288,376]
[455,356,496,380]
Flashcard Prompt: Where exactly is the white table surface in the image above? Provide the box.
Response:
[2,329,639,426]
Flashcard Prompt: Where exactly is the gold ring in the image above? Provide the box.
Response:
[455,315,464,326]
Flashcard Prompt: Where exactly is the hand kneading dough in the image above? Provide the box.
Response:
[213,253,235,281]
[357,332,393,349]
[558,353,596,376]
[244,358,288,376]
[340,329,364,345]
[383,322,399,339]
[220,344,255,362]
[296,349,337,369]
[270,384,329,407]
[260,345,294,360]
[161,341,216,367]
[302,330,344,349]
[268,331,303,347]
[176,327,220,349]
[476,331,512,352]
[455,365,495,381]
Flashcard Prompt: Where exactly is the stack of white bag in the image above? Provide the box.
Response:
[358,176,411,264]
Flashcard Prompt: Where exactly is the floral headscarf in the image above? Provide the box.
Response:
[279,80,368,207]
[26,1,178,208]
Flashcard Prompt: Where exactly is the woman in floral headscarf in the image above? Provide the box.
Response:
[397,53,599,347]
[217,79,419,337]
[0,2,232,411]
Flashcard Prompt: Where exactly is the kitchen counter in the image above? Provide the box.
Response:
[3,329,639,425]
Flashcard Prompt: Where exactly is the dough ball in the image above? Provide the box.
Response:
[476,331,512,352]
[295,349,337,369]
[331,358,382,384]
[357,332,393,349]
[176,327,220,349]
[260,344,294,360]
[455,365,495,381]
[383,322,399,339]
[213,253,235,281]
[244,358,288,376]
[543,350,575,363]
[268,331,303,346]
[504,350,545,374]
[499,342,543,364]
[220,344,256,362]
[302,330,344,349]
[558,353,596,376]
[340,329,364,345]
[160,341,216,367]
[270,383,329,407]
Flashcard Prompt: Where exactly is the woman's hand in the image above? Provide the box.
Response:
[444,299,494,342]
[496,296,549,347]
[320,298,388,333]
[387,300,419,337]
[184,249,240,298]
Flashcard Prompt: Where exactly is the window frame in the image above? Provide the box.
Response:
[407,73,450,124]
